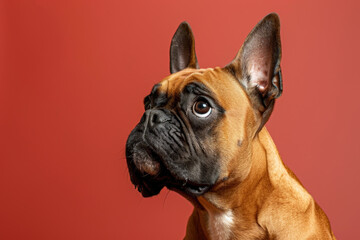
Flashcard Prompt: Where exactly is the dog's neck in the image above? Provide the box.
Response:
[185,128,290,240]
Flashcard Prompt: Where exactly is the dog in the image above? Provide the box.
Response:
[125,13,336,240]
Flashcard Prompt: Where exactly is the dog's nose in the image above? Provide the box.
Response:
[146,109,170,127]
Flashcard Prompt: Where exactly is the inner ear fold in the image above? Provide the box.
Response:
[170,22,199,74]
[226,13,282,113]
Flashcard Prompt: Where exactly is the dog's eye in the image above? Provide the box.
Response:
[192,99,212,118]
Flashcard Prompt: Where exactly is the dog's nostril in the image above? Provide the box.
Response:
[149,110,170,125]
[151,112,159,123]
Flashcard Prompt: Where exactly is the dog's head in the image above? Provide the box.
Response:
[126,13,282,200]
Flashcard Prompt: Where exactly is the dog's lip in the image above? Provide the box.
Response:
[130,144,163,177]
[130,151,170,198]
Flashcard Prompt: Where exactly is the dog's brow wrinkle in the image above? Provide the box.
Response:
[183,82,214,98]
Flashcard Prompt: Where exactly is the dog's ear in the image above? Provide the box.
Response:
[225,13,282,130]
[170,22,199,74]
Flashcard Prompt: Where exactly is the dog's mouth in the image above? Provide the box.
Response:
[127,147,212,198]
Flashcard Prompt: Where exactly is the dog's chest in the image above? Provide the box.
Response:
[208,210,234,240]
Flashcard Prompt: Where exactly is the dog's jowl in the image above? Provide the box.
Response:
[126,13,336,240]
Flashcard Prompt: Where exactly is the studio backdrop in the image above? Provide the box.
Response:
[1,0,359,239]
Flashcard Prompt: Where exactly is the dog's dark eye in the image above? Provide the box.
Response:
[193,99,212,118]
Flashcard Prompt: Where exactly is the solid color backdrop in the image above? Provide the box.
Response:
[1,0,359,239]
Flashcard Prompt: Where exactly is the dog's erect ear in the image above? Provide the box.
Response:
[225,13,283,129]
[170,22,199,74]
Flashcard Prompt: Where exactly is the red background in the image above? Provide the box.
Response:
[1,0,359,239]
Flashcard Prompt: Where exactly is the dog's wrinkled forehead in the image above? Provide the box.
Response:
[151,67,248,110]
